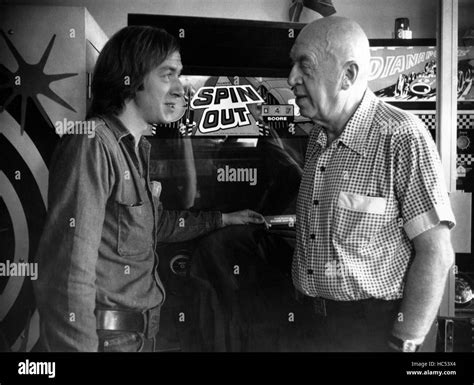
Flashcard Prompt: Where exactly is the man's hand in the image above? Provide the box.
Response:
[222,209,267,227]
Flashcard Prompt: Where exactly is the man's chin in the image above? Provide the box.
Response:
[158,117,172,125]
[297,105,315,120]
[151,114,174,125]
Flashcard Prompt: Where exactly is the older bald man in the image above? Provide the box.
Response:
[289,17,456,352]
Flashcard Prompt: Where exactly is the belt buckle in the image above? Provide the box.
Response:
[312,297,327,317]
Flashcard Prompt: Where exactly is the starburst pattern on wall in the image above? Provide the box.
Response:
[0,30,78,134]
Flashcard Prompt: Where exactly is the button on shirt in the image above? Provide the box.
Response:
[292,90,456,301]
[34,115,223,351]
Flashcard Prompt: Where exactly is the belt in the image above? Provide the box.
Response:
[96,306,161,339]
[295,290,401,317]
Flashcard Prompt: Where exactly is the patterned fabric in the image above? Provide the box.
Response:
[292,89,456,301]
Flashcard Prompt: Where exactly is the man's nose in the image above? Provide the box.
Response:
[170,78,185,99]
[288,65,301,88]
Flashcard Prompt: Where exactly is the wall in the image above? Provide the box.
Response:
[1,0,442,39]
[333,0,436,39]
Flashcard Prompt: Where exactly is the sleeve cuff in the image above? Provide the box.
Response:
[403,204,456,240]
[208,211,223,230]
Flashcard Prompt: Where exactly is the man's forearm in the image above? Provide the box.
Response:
[156,206,223,243]
[392,248,454,341]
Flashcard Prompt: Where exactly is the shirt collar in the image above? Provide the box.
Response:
[337,89,378,157]
[99,114,151,151]
[100,114,133,142]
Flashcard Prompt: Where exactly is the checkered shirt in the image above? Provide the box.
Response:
[292,89,456,301]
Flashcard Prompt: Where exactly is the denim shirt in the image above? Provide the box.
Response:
[33,115,222,351]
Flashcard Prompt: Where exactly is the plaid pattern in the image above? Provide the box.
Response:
[292,90,456,301]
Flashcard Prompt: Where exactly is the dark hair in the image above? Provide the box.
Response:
[87,25,180,118]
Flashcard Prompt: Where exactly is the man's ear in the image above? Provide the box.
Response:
[341,61,359,90]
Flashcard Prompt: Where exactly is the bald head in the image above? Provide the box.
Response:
[288,17,371,128]
[293,16,371,86]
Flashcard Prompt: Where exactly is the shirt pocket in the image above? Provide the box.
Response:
[332,191,387,250]
[116,197,154,256]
